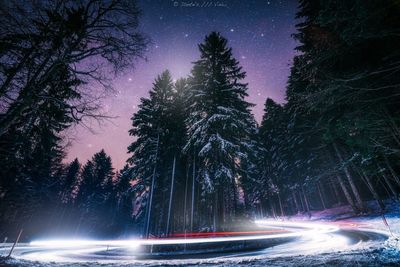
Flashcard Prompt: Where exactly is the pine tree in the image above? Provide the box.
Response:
[114,165,135,235]
[0,63,80,236]
[256,0,400,218]
[257,98,287,216]
[185,32,257,230]
[127,70,177,236]
[60,158,81,203]
[75,150,115,235]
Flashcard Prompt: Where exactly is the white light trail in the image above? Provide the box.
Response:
[9,220,387,264]
[30,220,339,248]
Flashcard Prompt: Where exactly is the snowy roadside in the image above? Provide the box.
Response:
[250,199,400,266]
[206,200,400,266]
[282,199,400,237]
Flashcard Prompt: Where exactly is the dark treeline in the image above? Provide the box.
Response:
[0,0,147,240]
[1,0,400,241]
[247,0,400,217]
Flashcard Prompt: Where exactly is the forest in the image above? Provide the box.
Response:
[0,0,399,241]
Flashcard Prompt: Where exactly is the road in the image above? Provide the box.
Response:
[0,220,392,266]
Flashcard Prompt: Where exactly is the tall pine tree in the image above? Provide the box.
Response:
[127,70,184,236]
[185,32,257,230]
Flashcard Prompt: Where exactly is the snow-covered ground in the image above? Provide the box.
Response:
[286,199,400,238]
[1,200,399,266]
[257,199,400,266]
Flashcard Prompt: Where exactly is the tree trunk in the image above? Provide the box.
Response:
[317,182,326,210]
[190,155,196,232]
[219,186,225,229]
[381,171,398,200]
[213,191,217,231]
[270,200,276,218]
[145,134,159,238]
[298,191,305,212]
[330,177,342,205]
[301,186,310,213]
[336,172,359,211]
[384,156,400,187]
[292,191,300,214]
[166,156,176,236]
[332,143,365,211]
[384,107,400,146]
[378,177,393,199]
[183,160,190,236]
[278,193,285,217]
[326,149,358,211]
[231,182,238,221]
[358,168,385,211]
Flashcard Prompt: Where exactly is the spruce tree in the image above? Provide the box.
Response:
[257,98,287,216]
[75,150,115,235]
[60,158,81,203]
[185,32,257,230]
[127,70,175,236]
[0,64,80,236]
[114,165,135,234]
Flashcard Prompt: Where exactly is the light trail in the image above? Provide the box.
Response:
[0,220,387,264]
[167,229,289,238]
[30,220,339,247]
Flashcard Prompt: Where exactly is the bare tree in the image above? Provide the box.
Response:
[0,0,148,136]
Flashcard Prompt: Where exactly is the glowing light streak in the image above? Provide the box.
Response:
[30,220,339,248]
[167,229,289,238]
[9,220,388,263]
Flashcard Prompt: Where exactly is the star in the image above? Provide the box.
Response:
[128,78,132,81]
[230,28,234,32]
[184,33,189,38]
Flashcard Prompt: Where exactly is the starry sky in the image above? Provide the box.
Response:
[66,0,299,170]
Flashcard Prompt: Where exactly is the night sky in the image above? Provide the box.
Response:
[66,0,299,170]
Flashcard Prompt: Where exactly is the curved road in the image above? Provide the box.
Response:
[0,220,390,265]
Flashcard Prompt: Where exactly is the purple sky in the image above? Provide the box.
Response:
[66,0,299,170]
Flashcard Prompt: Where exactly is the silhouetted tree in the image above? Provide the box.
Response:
[185,32,257,230]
